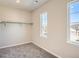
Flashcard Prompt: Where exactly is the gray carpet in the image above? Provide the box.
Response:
[0,43,57,58]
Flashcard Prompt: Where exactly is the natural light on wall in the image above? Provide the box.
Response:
[16,0,20,3]
[68,0,79,45]
[40,12,48,38]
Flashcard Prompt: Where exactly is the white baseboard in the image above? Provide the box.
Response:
[0,41,61,58]
[32,42,61,58]
[0,41,32,49]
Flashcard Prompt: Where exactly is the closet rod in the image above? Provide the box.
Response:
[0,21,33,25]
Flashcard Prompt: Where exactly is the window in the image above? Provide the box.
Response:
[68,0,79,45]
[40,12,48,38]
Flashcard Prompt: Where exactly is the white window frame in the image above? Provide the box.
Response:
[40,12,48,39]
[67,0,79,46]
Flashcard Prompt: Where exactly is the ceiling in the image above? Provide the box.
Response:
[0,0,49,11]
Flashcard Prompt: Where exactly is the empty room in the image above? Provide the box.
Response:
[0,0,79,58]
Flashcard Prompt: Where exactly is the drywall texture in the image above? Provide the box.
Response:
[0,6,32,48]
[0,6,32,22]
[32,0,79,58]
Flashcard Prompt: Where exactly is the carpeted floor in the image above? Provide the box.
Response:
[0,43,57,58]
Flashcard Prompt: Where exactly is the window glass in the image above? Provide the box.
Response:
[40,12,48,38]
[68,0,79,44]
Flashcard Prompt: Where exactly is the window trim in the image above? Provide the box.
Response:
[40,12,48,39]
[67,0,79,46]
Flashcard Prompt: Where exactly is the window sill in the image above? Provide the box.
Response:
[67,40,79,47]
[40,35,47,39]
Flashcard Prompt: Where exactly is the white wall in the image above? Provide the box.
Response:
[0,6,32,48]
[0,6,32,22]
[32,0,79,58]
